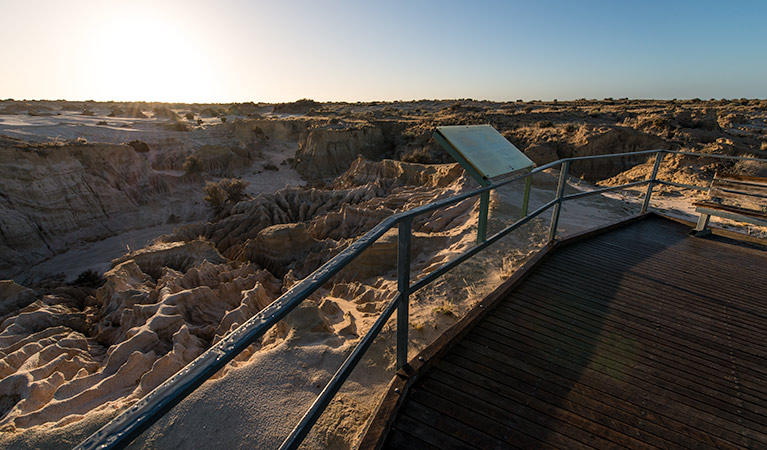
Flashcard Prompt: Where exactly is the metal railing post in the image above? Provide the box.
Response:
[522,172,532,217]
[548,161,571,242]
[477,191,490,243]
[396,217,412,370]
[641,151,664,214]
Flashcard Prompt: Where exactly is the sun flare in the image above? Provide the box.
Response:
[86,10,219,103]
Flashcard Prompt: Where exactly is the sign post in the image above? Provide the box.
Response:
[434,125,534,243]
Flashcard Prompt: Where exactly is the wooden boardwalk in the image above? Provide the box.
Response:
[373,215,767,449]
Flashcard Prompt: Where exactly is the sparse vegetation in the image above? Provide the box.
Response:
[433,300,456,317]
[164,121,191,131]
[72,269,105,288]
[182,155,203,174]
[127,140,150,153]
[203,178,249,214]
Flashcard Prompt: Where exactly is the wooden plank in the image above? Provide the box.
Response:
[450,340,734,450]
[524,262,767,343]
[467,325,760,448]
[407,387,538,449]
[499,291,767,401]
[528,259,767,340]
[555,239,767,311]
[522,270,767,363]
[390,413,477,450]
[434,358,658,450]
[528,254,767,336]
[456,334,746,450]
[512,277,767,384]
[414,377,592,450]
[448,342,712,450]
[399,400,511,449]
[712,180,767,196]
[507,282,767,388]
[528,261,767,330]
[479,310,767,431]
[718,174,767,186]
[427,366,621,449]
[384,428,440,450]
[464,325,754,448]
[566,233,767,285]
[471,321,767,445]
[694,205,767,226]
[695,199,767,216]
[704,174,767,215]
[374,215,767,449]
[487,302,767,412]
[653,212,767,247]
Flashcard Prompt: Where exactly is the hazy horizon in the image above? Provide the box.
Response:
[2,0,767,104]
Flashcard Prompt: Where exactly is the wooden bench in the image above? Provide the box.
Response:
[693,173,767,233]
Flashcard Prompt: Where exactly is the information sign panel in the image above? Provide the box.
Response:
[435,124,534,181]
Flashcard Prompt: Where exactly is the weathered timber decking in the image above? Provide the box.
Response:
[375,215,767,449]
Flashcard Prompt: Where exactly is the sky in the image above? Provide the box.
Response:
[1,0,766,103]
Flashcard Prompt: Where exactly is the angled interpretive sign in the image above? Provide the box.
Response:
[434,124,535,242]
[434,124,534,182]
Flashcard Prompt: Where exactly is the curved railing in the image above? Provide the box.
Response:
[76,149,766,450]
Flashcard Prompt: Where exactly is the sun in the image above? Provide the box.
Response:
[85,9,220,103]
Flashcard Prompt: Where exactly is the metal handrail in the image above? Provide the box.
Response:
[76,149,767,450]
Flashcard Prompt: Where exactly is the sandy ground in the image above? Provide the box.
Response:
[2,104,764,449]
[18,223,180,284]
[123,172,640,450]
[126,172,763,450]
[2,165,763,450]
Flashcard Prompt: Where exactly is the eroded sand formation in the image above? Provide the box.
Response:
[0,98,765,448]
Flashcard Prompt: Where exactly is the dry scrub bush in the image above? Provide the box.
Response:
[183,155,203,173]
[204,178,249,214]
